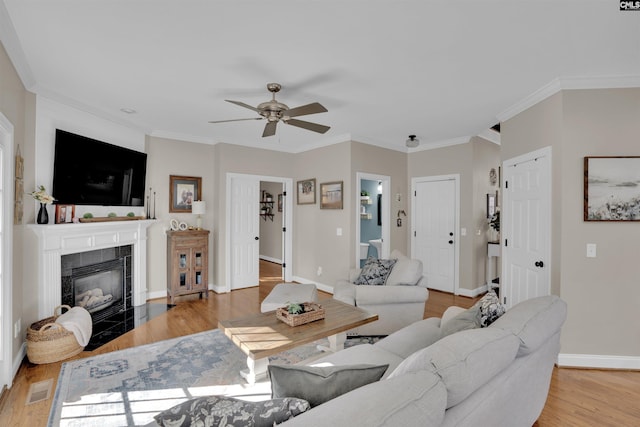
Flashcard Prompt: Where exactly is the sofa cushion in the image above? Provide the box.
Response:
[439,304,481,338]
[386,252,423,286]
[477,291,506,327]
[277,370,447,427]
[489,295,567,356]
[269,364,388,408]
[374,317,442,359]
[354,257,397,286]
[153,395,310,427]
[310,343,405,378]
[388,328,520,408]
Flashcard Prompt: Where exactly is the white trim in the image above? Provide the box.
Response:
[259,255,283,265]
[291,276,333,295]
[558,353,640,370]
[0,112,14,389]
[225,173,293,294]
[455,284,489,298]
[477,128,501,145]
[407,136,471,153]
[0,2,36,89]
[410,174,460,295]
[355,173,390,264]
[497,75,640,122]
[12,343,26,380]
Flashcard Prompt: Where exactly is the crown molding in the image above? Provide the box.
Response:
[0,1,36,89]
[497,75,640,123]
[477,128,501,145]
[149,130,216,146]
[408,136,471,153]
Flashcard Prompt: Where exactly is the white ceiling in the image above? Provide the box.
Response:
[1,1,639,153]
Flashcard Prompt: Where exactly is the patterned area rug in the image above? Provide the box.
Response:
[48,329,378,427]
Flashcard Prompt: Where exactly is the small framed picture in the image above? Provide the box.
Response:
[55,204,75,224]
[487,193,496,218]
[278,193,283,212]
[320,181,343,209]
[169,175,202,213]
[297,178,316,205]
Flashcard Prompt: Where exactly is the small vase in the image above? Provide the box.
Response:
[37,203,49,224]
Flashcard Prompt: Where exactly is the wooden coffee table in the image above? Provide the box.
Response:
[218,299,378,384]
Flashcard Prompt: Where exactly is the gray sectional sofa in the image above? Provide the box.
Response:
[281,295,567,427]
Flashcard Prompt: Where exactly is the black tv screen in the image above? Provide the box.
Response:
[52,129,147,206]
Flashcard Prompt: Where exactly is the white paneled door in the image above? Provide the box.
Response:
[502,147,551,308]
[412,176,458,293]
[230,176,260,290]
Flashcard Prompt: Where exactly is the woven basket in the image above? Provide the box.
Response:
[276,302,325,327]
[26,305,84,364]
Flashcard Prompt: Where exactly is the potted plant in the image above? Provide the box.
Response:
[360,190,370,201]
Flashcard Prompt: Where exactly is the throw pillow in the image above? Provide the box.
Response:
[354,257,397,286]
[269,363,389,407]
[153,395,310,427]
[476,291,506,327]
[385,256,423,286]
[439,304,481,338]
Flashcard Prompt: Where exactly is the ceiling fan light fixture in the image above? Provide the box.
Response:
[406,134,419,148]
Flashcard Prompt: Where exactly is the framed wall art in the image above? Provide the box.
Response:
[320,181,343,209]
[297,178,316,205]
[584,156,640,221]
[169,175,202,213]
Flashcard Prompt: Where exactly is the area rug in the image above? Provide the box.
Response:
[48,330,375,427]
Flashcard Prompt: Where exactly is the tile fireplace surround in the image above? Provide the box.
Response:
[28,220,155,320]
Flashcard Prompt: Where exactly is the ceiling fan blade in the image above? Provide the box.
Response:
[226,99,261,113]
[262,121,277,137]
[284,118,330,134]
[208,117,263,124]
[284,102,328,118]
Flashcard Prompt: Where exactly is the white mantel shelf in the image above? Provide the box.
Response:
[28,219,156,319]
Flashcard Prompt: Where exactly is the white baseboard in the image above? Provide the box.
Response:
[558,353,640,370]
[12,342,26,383]
[259,255,283,265]
[210,283,228,294]
[146,290,167,301]
[456,285,488,298]
[291,276,334,295]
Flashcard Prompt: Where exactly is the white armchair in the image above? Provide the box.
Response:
[333,250,429,336]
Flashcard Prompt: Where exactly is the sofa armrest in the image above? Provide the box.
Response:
[333,281,356,305]
[355,285,428,306]
[440,306,467,327]
[348,268,361,283]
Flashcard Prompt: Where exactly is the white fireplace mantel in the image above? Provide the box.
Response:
[28,220,156,319]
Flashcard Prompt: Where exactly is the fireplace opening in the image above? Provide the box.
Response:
[61,246,173,350]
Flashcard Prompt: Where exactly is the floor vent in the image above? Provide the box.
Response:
[25,379,53,405]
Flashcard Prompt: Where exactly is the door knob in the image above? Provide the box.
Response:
[535,260,544,267]
[255,236,259,240]
[449,232,453,236]
[448,240,453,244]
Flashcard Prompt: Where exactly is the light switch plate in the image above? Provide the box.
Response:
[586,243,597,258]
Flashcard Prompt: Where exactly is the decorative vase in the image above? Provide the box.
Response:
[37,203,49,224]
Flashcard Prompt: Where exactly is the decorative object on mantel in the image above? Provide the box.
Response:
[276,302,325,327]
[55,204,75,224]
[29,185,55,224]
[78,215,145,223]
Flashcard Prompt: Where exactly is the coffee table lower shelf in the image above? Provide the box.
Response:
[218,299,378,384]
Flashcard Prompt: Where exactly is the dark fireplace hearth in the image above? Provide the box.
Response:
[60,245,172,350]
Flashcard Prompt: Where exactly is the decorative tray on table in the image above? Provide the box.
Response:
[276,302,325,327]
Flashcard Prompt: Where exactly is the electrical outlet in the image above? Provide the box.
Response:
[586,243,597,258]
[14,319,21,338]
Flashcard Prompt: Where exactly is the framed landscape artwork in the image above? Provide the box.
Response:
[170,175,202,213]
[584,156,640,221]
[320,181,343,209]
[297,178,316,205]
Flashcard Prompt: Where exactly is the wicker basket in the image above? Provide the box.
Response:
[276,302,325,327]
[26,305,84,364]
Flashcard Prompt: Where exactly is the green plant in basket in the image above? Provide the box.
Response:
[286,302,304,315]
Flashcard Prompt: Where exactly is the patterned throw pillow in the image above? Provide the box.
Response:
[153,395,310,427]
[354,257,397,286]
[477,291,506,327]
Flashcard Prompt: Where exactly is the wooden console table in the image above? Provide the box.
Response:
[218,299,378,384]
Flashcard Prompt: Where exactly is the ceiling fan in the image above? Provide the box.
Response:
[209,83,330,137]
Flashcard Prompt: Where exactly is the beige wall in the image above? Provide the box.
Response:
[145,136,216,296]
[351,142,409,261]
[503,88,640,358]
[259,181,283,261]
[293,142,352,287]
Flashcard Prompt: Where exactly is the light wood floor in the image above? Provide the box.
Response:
[1,261,638,426]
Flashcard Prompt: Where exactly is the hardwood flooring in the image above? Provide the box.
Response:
[0,261,638,426]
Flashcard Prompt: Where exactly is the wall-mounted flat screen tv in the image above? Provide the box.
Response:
[52,129,147,206]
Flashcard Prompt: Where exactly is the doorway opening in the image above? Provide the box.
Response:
[355,173,390,266]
